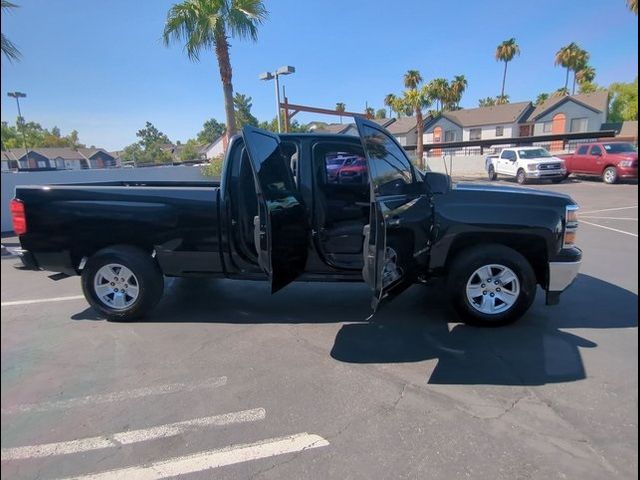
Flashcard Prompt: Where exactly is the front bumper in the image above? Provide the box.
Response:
[546,247,582,305]
[617,166,638,179]
[526,168,567,179]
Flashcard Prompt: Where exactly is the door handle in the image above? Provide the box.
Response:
[388,216,401,227]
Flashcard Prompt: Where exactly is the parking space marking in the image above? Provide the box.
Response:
[580,205,637,215]
[58,433,329,480]
[1,377,227,415]
[581,216,637,220]
[1,295,85,307]
[581,220,638,237]
[1,408,266,460]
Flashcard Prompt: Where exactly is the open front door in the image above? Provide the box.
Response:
[241,126,309,293]
[355,117,427,312]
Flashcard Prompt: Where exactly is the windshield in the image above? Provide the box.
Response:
[518,148,552,159]
[603,143,637,153]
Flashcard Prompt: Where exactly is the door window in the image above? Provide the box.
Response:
[360,123,414,196]
[577,145,588,155]
[590,145,603,156]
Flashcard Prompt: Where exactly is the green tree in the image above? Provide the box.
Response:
[364,106,375,118]
[401,70,431,169]
[575,65,596,90]
[233,92,258,128]
[427,78,450,112]
[136,121,170,149]
[197,118,226,143]
[609,77,638,122]
[403,70,423,90]
[478,97,497,107]
[555,42,584,94]
[450,75,468,109]
[495,38,520,98]
[534,93,550,106]
[571,48,590,94]
[1,1,21,62]
[496,94,510,105]
[163,0,268,138]
[384,93,396,118]
[375,108,387,119]
[335,102,346,123]
[179,138,202,161]
[627,0,637,14]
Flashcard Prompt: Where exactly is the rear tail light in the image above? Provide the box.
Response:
[563,205,579,249]
[10,199,27,235]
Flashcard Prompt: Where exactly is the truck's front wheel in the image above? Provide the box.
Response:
[487,165,498,181]
[516,169,528,185]
[447,244,537,326]
[81,245,164,321]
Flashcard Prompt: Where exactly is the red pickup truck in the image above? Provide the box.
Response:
[558,142,638,184]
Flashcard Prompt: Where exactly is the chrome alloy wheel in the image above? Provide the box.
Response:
[93,263,140,310]
[465,264,520,315]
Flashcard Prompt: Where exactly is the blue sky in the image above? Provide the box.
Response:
[1,0,637,150]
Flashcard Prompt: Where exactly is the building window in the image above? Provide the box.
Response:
[37,160,47,168]
[444,130,455,142]
[469,128,481,141]
[495,126,504,137]
[570,117,588,133]
[542,122,553,133]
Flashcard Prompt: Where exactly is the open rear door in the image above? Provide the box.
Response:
[241,126,309,293]
[355,117,427,312]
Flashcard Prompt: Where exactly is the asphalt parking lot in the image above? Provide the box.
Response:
[1,179,637,480]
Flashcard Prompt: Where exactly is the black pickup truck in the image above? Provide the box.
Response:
[11,118,582,325]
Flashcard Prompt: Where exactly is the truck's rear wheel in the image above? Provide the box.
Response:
[516,169,528,185]
[81,245,164,321]
[446,244,537,326]
[487,165,498,181]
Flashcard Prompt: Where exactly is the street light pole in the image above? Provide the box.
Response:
[259,66,295,133]
[7,91,29,168]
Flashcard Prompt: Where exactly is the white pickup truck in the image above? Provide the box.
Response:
[486,146,568,184]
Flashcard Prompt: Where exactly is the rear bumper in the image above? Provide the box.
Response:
[546,247,582,305]
[15,249,76,275]
[15,249,40,271]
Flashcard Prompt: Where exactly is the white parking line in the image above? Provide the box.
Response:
[1,408,266,460]
[57,433,329,480]
[1,295,85,307]
[581,216,638,220]
[1,377,227,415]
[581,220,638,237]
[580,205,638,215]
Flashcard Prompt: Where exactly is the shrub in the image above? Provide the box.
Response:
[200,154,224,177]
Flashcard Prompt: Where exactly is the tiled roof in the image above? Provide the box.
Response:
[527,91,609,120]
[440,102,532,127]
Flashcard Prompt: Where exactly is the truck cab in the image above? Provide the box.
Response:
[487,147,567,184]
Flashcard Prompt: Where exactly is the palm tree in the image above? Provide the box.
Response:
[627,0,637,14]
[404,70,423,90]
[555,42,580,94]
[496,94,510,105]
[365,106,375,118]
[450,75,468,108]
[575,65,596,87]
[534,93,550,106]
[428,78,449,112]
[495,38,520,98]
[163,0,268,139]
[402,86,431,169]
[384,93,397,118]
[335,102,346,123]
[570,48,589,94]
[1,1,21,62]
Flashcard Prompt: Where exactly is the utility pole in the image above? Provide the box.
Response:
[259,66,296,133]
[7,92,29,168]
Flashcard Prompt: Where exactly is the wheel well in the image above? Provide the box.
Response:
[445,234,548,286]
[71,241,155,272]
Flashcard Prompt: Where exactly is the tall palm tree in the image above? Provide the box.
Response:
[555,42,580,94]
[627,0,637,14]
[450,75,468,108]
[571,48,590,94]
[575,65,596,87]
[384,93,396,118]
[364,106,375,118]
[428,78,449,112]
[495,38,520,98]
[402,85,431,170]
[1,1,21,62]
[404,70,423,90]
[335,102,346,123]
[496,94,510,105]
[163,0,268,139]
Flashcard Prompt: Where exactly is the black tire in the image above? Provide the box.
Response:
[602,166,618,184]
[446,244,537,326]
[487,165,498,181]
[81,245,164,321]
[551,176,565,184]
[516,169,528,185]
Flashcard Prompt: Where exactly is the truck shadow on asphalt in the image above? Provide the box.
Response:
[72,273,636,386]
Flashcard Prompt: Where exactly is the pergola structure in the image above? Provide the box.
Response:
[279,96,373,132]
